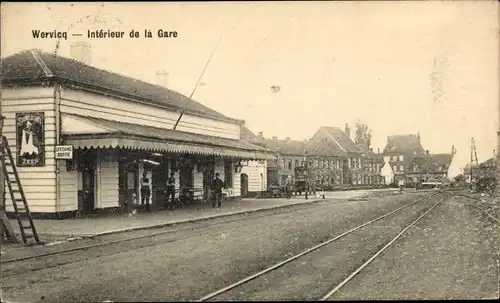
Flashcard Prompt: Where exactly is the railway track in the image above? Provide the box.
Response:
[1,193,414,278]
[0,191,416,267]
[0,198,338,265]
[197,192,447,301]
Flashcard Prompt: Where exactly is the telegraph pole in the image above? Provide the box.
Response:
[0,112,5,243]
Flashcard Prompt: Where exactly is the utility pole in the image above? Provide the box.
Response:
[0,112,5,243]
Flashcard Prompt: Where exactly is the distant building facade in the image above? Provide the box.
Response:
[243,124,385,189]
[406,152,454,184]
[383,133,426,184]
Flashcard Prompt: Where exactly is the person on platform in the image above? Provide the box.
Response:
[211,173,225,208]
[140,171,151,212]
[165,172,176,210]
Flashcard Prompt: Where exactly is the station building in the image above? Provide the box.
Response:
[1,46,273,218]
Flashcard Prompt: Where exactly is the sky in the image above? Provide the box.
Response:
[1,1,499,169]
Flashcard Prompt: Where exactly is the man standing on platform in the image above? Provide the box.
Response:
[211,173,225,208]
[165,172,176,210]
[140,171,151,212]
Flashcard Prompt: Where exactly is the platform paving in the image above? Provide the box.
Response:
[5,189,394,246]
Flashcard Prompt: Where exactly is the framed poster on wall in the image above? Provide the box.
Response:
[16,112,45,167]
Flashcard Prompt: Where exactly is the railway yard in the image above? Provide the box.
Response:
[1,189,499,302]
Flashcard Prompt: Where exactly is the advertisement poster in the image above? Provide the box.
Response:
[16,112,45,167]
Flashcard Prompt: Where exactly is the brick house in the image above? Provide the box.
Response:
[383,133,426,184]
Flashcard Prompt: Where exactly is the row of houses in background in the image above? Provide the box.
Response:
[382,133,456,185]
[240,129,457,196]
[241,124,387,196]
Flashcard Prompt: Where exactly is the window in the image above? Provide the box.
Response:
[281,159,285,169]
[295,159,299,167]
[399,155,404,161]
[224,160,233,187]
[399,165,404,172]
[288,160,292,170]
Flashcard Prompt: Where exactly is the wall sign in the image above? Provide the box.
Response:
[16,112,45,167]
[55,145,74,159]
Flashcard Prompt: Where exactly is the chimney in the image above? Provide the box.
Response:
[417,132,420,141]
[426,150,429,155]
[344,123,350,139]
[370,148,373,152]
[258,131,263,137]
[378,148,380,154]
[156,70,169,87]
[286,137,291,141]
[70,41,92,65]
[272,136,278,140]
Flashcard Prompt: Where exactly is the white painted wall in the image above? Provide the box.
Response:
[240,160,267,193]
[381,161,394,185]
[97,153,119,209]
[2,87,57,213]
[60,88,241,139]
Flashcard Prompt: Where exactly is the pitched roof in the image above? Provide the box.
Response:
[479,157,497,168]
[315,126,363,154]
[431,153,453,167]
[263,138,307,156]
[383,134,425,154]
[1,50,240,124]
[356,144,383,160]
[410,153,453,173]
[240,126,264,142]
[305,139,347,157]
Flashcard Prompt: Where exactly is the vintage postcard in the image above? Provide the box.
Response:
[0,1,499,302]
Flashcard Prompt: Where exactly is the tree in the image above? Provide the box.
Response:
[355,120,372,148]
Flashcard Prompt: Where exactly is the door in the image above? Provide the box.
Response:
[241,174,249,198]
[79,168,95,214]
[125,170,138,207]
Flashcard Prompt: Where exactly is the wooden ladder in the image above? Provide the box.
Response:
[1,136,41,245]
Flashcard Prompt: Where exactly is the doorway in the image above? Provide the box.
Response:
[119,155,138,211]
[80,168,95,214]
[77,150,97,215]
[241,173,249,198]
